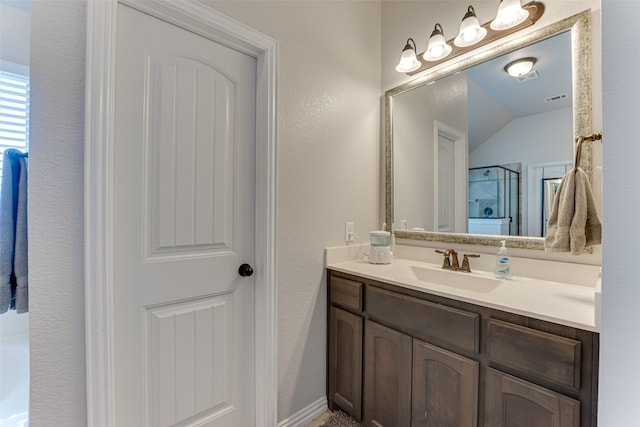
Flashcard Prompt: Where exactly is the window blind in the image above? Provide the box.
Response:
[0,70,30,189]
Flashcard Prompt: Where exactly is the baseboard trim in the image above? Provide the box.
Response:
[278,396,328,427]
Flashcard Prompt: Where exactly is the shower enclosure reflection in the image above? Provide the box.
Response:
[468,166,519,236]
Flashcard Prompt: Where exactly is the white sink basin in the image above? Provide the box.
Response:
[388,265,501,293]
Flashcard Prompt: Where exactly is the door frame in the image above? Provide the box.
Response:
[527,161,571,237]
[84,1,278,426]
[433,120,467,233]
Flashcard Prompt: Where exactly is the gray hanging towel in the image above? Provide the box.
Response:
[544,166,601,255]
[0,149,28,313]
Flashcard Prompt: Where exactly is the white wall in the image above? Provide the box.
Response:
[469,108,573,167]
[393,72,467,231]
[29,1,87,425]
[29,1,381,425]
[393,85,435,230]
[0,2,30,66]
[599,0,640,424]
[201,3,381,420]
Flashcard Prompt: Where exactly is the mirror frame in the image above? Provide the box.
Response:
[385,9,592,250]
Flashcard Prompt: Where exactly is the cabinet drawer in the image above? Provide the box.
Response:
[487,319,581,391]
[330,276,363,311]
[366,286,479,354]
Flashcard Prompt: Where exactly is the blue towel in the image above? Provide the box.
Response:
[0,149,28,313]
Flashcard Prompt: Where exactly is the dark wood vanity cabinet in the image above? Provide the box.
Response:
[359,319,480,427]
[485,368,580,427]
[327,270,599,427]
[363,320,412,426]
[411,339,479,427]
[329,306,363,420]
[328,276,364,420]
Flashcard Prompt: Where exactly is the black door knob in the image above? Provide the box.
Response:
[238,263,254,277]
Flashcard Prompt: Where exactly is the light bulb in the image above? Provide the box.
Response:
[454,6,487,47]
[490,0,528,31]
[463,29,477,42]
[423,24,452,62]
[395,38,421,73]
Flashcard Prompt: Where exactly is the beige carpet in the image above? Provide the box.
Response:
[321,410,362,427]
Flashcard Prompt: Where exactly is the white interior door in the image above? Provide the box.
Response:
[437,133,456,232]
[112,4,256,426]
[434,121,467,234]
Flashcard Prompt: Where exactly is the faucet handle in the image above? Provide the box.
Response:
[435,249,451,268]
[460,253,480,272]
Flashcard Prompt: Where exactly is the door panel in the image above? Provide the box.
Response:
[147,295,234,426]
[113,4,256,426]
[147,55,237,257]
[412,339,479,427]
[363,320,412,427]
[329,307,363,420]
[485,368,580,427]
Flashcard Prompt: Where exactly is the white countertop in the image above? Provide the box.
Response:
[326,249,599,332]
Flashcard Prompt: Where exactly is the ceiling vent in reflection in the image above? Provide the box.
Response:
[545,93,568,103]
[513,70,539,83]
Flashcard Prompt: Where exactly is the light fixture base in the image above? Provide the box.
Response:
[504,56,537,77]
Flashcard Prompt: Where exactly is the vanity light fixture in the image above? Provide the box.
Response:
[454,6,487,47]
[394,2,544,75]
[490,0,529,31]
[423,23,452,62]
[395,38,422,73]
[504,57,537,77]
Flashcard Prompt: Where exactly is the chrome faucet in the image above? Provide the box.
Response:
[435,249,480,272]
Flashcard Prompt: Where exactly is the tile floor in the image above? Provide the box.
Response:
[303,410,332,427]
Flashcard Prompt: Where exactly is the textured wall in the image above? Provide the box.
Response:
[599,0,640,424]
[29,1,87,425]
[469,108,573,167]
[203,2,382,421]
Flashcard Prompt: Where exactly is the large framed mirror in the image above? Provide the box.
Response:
[385,9,593,250]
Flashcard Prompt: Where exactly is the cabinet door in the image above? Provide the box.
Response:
[329,306,363,420]
[363,320,412,427]
[412,340,479,427]
[485,368,580,427]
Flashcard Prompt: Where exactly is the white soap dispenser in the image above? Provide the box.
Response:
[495,240,512,279]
